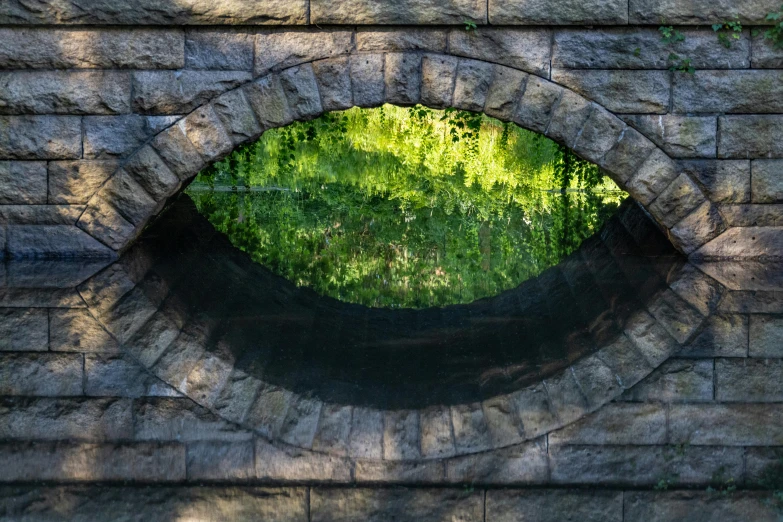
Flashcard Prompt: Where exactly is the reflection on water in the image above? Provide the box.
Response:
[187,105,625,308]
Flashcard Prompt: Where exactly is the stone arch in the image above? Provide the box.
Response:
[74,50,726,257]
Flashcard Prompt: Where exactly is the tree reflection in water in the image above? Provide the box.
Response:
[187,105,627,308]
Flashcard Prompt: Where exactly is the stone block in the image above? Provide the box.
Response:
[543,370,588,426]
[385,53,422,106]
[255,30,353,77]
[669,202,726,254]
[212,369,263,425]
[0,0,308,25]
[649,174,706,228]
[487,490,622,522]
[419,405,456,459]
[85,354,176,398]
[256,439,352,483]
[245,384,294,439]
[0,116,82,160]
[132,70,251,114]
[508,384,558,439]
[624,491,779,522]
[151,320,214,390]
[513,75,561,133]
[77,196,138,252]
[83,114,179,159]
[450,402,492,454]
[695,260,783,292]
[182,106,233,162]
[347,407,384,460]
[720,204,783,227]
[674,70,783,114]
[481,394,525,448]
[185,29,254,70]
[683,314,748,357]
[629,0,780,24]
[311,404,352,456]
[0,353,82,396]
[552,70,670,114]
[750,315,783,357]
[484,66,528,121]
[100,169,157,227]
[279,64,323,121]
[491,0,628,24]
[6,225,115,259]
[134,398,252,442]
[420,55,458,109]
[573,106,625,164]
[122,310,182,368]
[449,28,551,77]
[311,0,485,24]
[48,161,119,205]
[452,59,493,112]
[0,442,186,482]
[0,28,184,69]
[186,441,255,480]
[553,28,750,70]
[752,160,783,203]
[312,58,353,112]
[383,410,421,460]
[570,354,623,409]
[0,397,132,440]
[350,54,385,108]
[753,32,783,68]
[0,162,47,205]
[244,75,293,131]
[0,205,83,226]
[621,358,714,403]
[695,227,783,259]
[444,438,549,485]
[211,88,262,145]
[599,127,657,185]
[277,396,322,449]
[310,488,483,522]
[355,460,445,484]
[595,335,653,389]
[669,404,783,445]
[623,310,680,367]
[357,28,447,52]
[720,291,783,314]
[151,122,205,181]
[648,289,706,344]
[719,116,783,159]
[716,358,783,402]
[550,403,666,446]
[625,149,680,206]
[181,351,234,408]
[0,288,83,309]
[545,90,593,148]
[623,115,717,159]
[679,160,750,204]
[746,447,783,485]
[124,145,180,201]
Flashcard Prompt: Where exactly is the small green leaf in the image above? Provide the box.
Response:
[712,23,723,31]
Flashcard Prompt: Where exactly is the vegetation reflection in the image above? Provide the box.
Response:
[187,105,626,309]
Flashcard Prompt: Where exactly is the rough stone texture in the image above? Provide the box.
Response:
[481,395,525,448]
[719,116,783,159]
[674,71,783,114]
[77,197,138,252]
[132,71,251,115]
[279,64,323,121]
[484,66,528,121]
[185,30,255,71]
[624,491,780,522]
[720,204,783,227]
[752,160,783,203]
[750,315,783,357]
[357,28,447,53]
[310,488,483,522]
[449,28,551,77]
[311,0,486,25]
[83,115,179,159]
[695,227,783,259]
[255,439,352,482]
[543,370,589,426]
[0,116,82,160]
[716,358,783,402]
[245,75,293,129]
[669,404,783,445]
[134,398,252,442]
[623,115,717,159]
[350,54,385,108]
[255,30,353,77]
[355,459,445,483]
[100,169,158,227]
[0,28,184,69]
[552,70,670,114]
[187,441,255,480]
[151,124,205,181]
[444,439,548,485]
[48,161,119,205]
[419,405,456,459]
[626,149,679,206]
[669,202,726,254]
[0,206,81,226]
[621,359,714,402]
[85,354,177,398]
[680,160,751,204]
[487,490,622,522]
[420,55,458,109]
[383,410,421,460]
[450,403,492,454]
[682,314,748,357]
[0,353,83,396]
[313,58,353,112]
[649,174,706,228]
[311,404,352,456]
[181,105,233,161]
[600,127,656,184]
[753,33,783,69]
[124,146,180,201]
[277,396,322,449]
[491,0,628,24]
[545,90,593,149]
[514,75,561,133]
[573,107,625,164]
[623,310,680,368]
[549,404,666,445]
[6,225,115,259]
[211,89,263,145]
[385,54,422,106]
[629,0,783,25]
[452,59,493,112]
[0,161,47,205]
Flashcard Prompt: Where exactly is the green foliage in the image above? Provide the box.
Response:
[187,105,624,309]
[713,17,743,48]
[759,456,783,511]
[761,5,783,48]
[668,53,695,74]
[464,20,477,32]
[659,25,685,44]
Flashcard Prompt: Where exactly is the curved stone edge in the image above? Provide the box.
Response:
[75,241,720,463]
[75,47,724,258]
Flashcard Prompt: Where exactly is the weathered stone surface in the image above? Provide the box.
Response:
[151,122,205,181]
[621,359,714,402]
[6,225,115,259]
[666,263,724,316]
[623,310,680,367]
[256,439,352,482]
[0,28,184,69]
[0,353,82,396]
[85,354,177,398]
[100,169,157,227]
[481,395,525,448]
[383,410,421,460]
[277,64,323,122]
[753,33,783,68]
[48,161,118,205]
[595,336,653,390]
[648,289,705,343]
[452,59,493,112]
[487,490,622,522]
[510,384,558,439]
[680,160,750,204]
[624,491,780,522]
[213,369,263,425]
[549,404,666,445]
[720,204,783,227]
[355,459,445,483]
[623,115,717,159]
[682,314,748,357]
[554,28,750,69]
[77,197,138,252]
[132,71,251,114]
[449,28,551,77]
[245,74,294,130]
[357,28,447,52]
[351,54,385,108]
[124,146,180,201]
[83,115,179,159]
[122,309,182,367]
[669,404,783,445]
[450,403,492,454]
[574,106,625,164]
[419,405,456,459]
[543,370,589,426]
[0,0,308,25]
[719,116,783,159]
[135,398,251,442]
[0,116,81,160]
[0,442,186,482]
[311,488,483,522]
[695,227,783,259]
[545,90,593,148]
[720,291,783,314]
[552,70,670,114]
[313,58,353,112]
[420,55,458,109]
[669,202,726,254]
[185,29,254,70]
[277,396,322,449]
[694,260,783,292]
[752,160,783,203]
[4,259,108,289]
[674,70,783,114]
[182,351,234,408]
[151,319,214,389]
[312,0,486,24]
[491,0,628,24]
[626,148,679,206]
[649,174,706,228]
[570,354,623,409]
[513,75,561,133]
[746,447,783,484]
[750,315,783,357]
[347,408,383,460]
[629,0,782,25]
[182,106,233,161]
[385,53,422,106]
[716,358,783,402]
[484,66,528,121]
[445,439,549,485]
[311,404,352,456]
[0,397,132,440]
[0,161,47,205]
[211,88,262,145]
[187,441,255,480]
[245,384,293,439]
[255,30,353,77]
[0,288,83,309]
[600,127,656,184]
